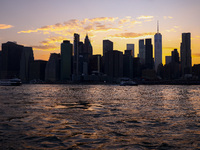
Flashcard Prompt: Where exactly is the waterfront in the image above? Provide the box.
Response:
[0,84,200,149]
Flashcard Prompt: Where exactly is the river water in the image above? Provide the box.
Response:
[0,84,199,149]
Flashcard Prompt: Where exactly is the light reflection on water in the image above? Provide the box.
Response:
[0,84,200,149]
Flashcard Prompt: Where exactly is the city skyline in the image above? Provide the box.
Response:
[0,0,200,65]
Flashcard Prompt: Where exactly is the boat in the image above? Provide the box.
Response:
[120,78,138,86]
[0,78,22,86]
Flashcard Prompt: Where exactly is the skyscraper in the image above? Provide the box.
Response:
[60,40,73,80]
[30,60,47,81]
[83,34,93,75]
[181,33,192,75]
[127,44,134,57]
[145,39,154,69]
[45,53,60,82]
[73,33,80,75]
[103,40,113,56]
[154,21,162,72]
[105,50,123,79]
[20,47,34,82]
[1,41,23,79]
[103,40,113,74]
[139,39,145,64]
[84,34,93,57]
[171,49,179,63]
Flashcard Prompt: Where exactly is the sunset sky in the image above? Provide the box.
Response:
[0,0,200,65]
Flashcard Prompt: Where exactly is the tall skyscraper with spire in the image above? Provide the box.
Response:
[154,21,162,72]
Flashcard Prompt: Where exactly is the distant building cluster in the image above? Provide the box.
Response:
[0,29,199,83]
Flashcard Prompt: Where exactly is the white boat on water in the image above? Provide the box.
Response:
[0,78,22,86]
[120,78,138,86]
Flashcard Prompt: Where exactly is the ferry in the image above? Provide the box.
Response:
[0,78,22,86]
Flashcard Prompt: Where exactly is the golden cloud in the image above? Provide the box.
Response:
[0,24,14,29]
[88,17,118,22]
[109,32,155,39]
[137,16,154,20]
[41,36,68,46]
[18,17,120,35]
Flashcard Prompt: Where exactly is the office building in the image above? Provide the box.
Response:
[73,33,80,75]
[30,60,47,81]
[154,22,162,72]
[103,40,113,56]
[181,33,192,75]
[89,55,101,74]
[0,51,2,77]
[125,50,133,56]
[84,34,93,57]
[60,40,73,80]
[171,49,179,63]
[1,42,23,79]
[105,50,123,79]
[82,34,93,75]
[145,39,154,69]
[127,44,134,57]
[45,53,60,82]
[139,39,145,64]
[165,56,172,65]
[20,47,34,82]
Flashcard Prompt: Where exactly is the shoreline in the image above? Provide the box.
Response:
[24,80,200,85]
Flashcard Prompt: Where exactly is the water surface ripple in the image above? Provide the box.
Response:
[0,84,200,149]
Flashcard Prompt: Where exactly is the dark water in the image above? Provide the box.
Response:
[0,84,200,149]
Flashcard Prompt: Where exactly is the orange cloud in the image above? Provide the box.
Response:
[0,24,14,29]
[109,32,155,39]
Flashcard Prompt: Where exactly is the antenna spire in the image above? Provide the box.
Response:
[157,20,159,33]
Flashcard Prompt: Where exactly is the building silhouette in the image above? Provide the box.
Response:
[60,40,73,81]
[20,47,34,82]
[30,60,47,81]
[145,39,154,69]
[105,50,123,80]
[103,40,113,56]
[172,49,179,63]
[154,21,162,72]
[139,39,145,64]
[103,39,113,74]
[123,50,133,79]
[84,34,93,57]
[181,33,192,75]
[83,34,93,75]
[0,51,2,76]
[165,56,172,65]
[127,44,134,57]
[1,42,23,79]
[45,53,60,82]
[89,55,101,74]
[73,33,80,76]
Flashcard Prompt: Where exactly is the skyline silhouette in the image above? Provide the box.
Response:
[0,0,200,65]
